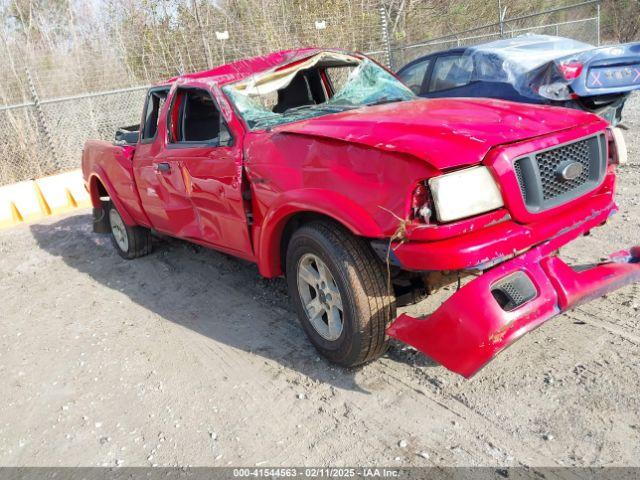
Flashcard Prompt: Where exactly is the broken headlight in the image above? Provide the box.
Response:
[428,166,504,222]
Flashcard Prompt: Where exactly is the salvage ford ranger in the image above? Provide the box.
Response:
[82,48,640,377]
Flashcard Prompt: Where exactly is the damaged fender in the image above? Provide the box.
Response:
[387,245,640,378]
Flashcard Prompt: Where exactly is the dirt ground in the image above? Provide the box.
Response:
[1,95,639,468]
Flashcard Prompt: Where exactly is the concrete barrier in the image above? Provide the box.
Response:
[0,169,90,229]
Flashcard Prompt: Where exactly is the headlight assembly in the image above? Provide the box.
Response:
[428,166,504,222]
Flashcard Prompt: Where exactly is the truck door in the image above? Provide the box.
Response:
[155,86,253,257]
[133,87,199,236]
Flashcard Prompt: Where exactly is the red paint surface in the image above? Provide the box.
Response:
[81,48,639,376]
[277,98,601,171]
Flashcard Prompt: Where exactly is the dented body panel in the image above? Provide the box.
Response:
[275,98,600,170]
[81,48,640,377]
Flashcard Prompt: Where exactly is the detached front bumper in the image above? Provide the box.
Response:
[387,245,640,378]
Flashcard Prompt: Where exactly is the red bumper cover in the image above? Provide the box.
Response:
[387,245,640,378]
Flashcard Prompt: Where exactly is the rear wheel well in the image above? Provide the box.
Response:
[89,177,111,233]
[90,176,109,205]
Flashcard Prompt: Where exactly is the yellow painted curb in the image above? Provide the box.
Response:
[0,169,90,229]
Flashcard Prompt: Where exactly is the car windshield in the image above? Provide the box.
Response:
[223,57,416,130]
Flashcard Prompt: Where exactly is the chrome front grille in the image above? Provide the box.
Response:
[513,134,607,212]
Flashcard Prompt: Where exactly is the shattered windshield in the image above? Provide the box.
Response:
[223,58,415,130]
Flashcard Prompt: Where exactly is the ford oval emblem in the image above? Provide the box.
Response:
[558,161,584,181]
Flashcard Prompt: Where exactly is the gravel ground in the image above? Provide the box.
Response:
[1,95,639,468]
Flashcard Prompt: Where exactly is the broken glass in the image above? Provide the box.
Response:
[223,58,415,130]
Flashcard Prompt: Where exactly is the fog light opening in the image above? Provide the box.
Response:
[490,271,537,312]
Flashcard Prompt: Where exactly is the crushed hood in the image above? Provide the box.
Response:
[275,98,603,170]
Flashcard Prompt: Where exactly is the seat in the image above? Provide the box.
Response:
[272,73,315,113]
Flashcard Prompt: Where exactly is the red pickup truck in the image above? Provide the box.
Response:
[82,48,640,377]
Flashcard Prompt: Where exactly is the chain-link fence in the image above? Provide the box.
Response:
[0,0,602,186]
[0,87,150,184]
[0,0,387,185]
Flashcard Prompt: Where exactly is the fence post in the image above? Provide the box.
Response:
[25,67,60,173]
[378,4,393,69]
[596,2,601,46]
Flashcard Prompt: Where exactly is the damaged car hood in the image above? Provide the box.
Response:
[275,98,602,170]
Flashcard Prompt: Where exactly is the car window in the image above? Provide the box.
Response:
[169,88,231,145]
[475,54,508,82]
[428,55,473,93]
[326,65,358,93]
[141,88,169,140]
[398,59,430,94]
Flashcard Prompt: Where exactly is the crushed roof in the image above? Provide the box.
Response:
[165,48,328,86]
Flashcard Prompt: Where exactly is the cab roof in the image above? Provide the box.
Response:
[164,47,331,87]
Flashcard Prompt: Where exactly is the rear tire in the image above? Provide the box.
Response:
[285,221,395,367]
[107,202,152,259]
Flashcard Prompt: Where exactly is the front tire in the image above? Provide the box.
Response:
[107,202,152,259]
[285,221,396,367]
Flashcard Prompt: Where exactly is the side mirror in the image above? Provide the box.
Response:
[114,125,140,145]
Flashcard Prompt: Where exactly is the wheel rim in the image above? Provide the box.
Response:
[296,253,344,341]
[109,208,129,252]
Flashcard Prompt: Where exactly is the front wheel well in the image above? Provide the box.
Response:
[279,212,350,274]
[278,212,430,308]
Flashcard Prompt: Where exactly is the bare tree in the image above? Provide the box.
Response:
[604,0,640,43]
